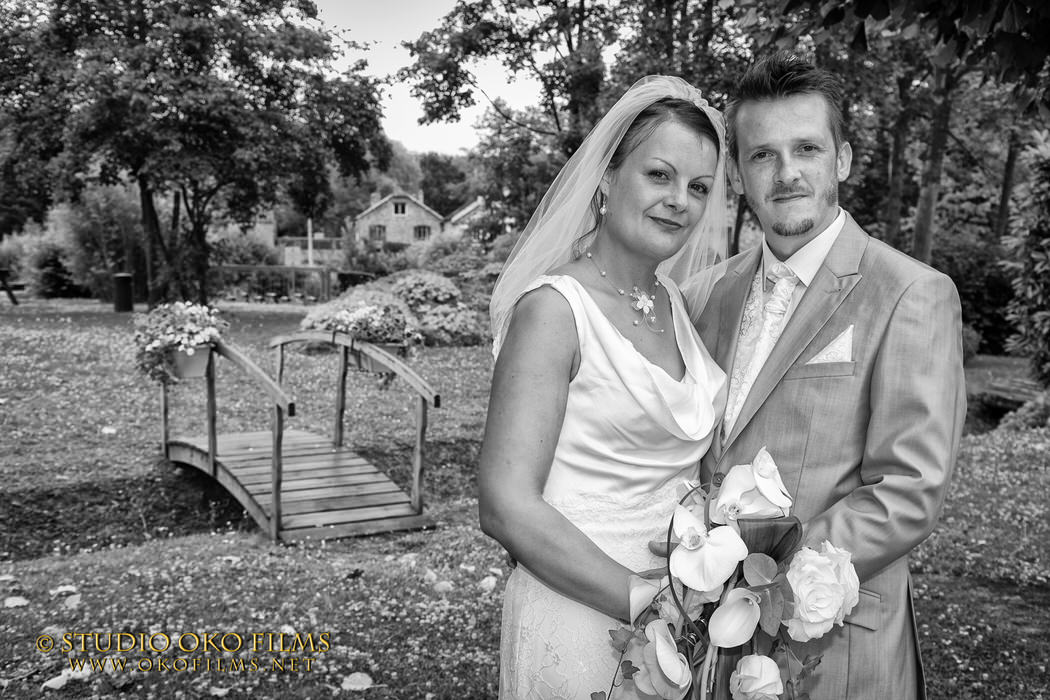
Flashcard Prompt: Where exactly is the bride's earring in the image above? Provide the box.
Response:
[598,195,608,217]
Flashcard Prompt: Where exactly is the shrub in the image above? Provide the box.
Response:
[430,250,486,276]
[999,391,1050,430]
[300,301,420,345]
[23,229,85,298]
[487,232,519,263]
[962,325,982,365]
[388,269,461,311]
[0,230,33,279]
[52,186,147,300]
[417,303,488,346]
[929,227,1013,355]
[1003,132,1050,386]
[210,233,280,266]
[208,233,283,299]
[344,240,413,278]
[403,231,487,276]
[455,270,497,314]
[301,287,418,338]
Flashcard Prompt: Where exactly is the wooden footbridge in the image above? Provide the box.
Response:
[160,333,440,542]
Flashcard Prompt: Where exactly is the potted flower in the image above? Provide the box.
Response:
[133,301,229,384]
[301,301,422,374]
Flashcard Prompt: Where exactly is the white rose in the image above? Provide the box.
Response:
[729,654,783,700]
[819,540,860,623]
[784,546,845,642]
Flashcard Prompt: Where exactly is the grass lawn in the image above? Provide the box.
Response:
[1,297,1048,699]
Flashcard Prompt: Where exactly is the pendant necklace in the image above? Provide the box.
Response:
[585,251,665,334]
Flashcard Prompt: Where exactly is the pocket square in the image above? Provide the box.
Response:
[807,325,853,364]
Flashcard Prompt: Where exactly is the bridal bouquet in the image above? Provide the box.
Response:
[596,448,859,700]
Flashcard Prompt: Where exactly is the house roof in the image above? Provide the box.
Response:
[447,196,485,224]
[354,192,445,222]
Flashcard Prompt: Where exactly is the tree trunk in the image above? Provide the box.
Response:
[186,220,210,305]
[911,67,954,264]
[137,175,159,306]
[884,72,916,248]
[994,128,1021,240]
[884,107,911,247]
[731,194,747,256]
[183,188,212,305]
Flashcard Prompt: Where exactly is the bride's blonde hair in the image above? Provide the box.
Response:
[490,76,730,356]
[573,97,722,261]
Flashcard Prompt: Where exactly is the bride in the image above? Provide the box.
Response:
[479,76,731,699]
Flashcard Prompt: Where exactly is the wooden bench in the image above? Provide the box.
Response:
[0,268,19,305]
[982,377,1044,410]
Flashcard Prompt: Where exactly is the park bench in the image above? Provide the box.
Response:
[161,334,439,542]
[981,376,1044,411]
[0,268,20,305]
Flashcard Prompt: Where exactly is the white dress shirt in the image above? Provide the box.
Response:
[759,208,847,326]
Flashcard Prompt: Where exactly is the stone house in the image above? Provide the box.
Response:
[444,196,488,239]
[351,192,446,249]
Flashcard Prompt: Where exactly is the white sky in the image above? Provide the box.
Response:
[313,0,542,155]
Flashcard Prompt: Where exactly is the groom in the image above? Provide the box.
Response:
[695,53,966,698]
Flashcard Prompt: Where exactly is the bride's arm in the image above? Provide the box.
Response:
[478,285,634,622]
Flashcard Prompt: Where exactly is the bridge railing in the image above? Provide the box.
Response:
[160,339,295,540]
[268,330,441,513]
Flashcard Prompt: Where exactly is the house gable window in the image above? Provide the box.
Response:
[413,225,431,241]
[393,201,406,215]
[369,225,386,241]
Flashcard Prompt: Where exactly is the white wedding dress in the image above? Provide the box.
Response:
[498,274,726,700]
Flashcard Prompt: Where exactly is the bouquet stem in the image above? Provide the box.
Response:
[698,641,717,700]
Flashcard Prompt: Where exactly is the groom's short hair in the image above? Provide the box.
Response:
[726,52,846,160]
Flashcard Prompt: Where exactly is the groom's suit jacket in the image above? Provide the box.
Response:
[696,213,966,700]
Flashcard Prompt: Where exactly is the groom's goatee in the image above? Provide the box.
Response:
[773,218,815,237]
[753,184,839,238]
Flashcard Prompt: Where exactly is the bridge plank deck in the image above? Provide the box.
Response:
[167,428,429,541]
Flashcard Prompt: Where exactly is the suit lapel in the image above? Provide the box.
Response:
[716,247,762,373]
[721,216,869,456]
[705,248,760,464]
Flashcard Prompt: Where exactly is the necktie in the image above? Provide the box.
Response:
[722,262,800,440]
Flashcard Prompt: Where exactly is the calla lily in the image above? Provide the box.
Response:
[709,587,762,648]
[632,620,692,700]
[712,450,792,526]
[750,448,792,508]
[668,506,747,592]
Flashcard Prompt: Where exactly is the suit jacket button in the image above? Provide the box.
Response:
[712,472,724,486]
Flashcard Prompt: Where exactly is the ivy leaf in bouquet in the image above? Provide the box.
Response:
[598,448,860,700]
[133,301,228,385]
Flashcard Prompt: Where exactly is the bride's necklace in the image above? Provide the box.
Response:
[585,251,665,334]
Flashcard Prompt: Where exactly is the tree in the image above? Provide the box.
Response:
[419,152,471,216]
[784,0,1050,112]
[0,1,71,236]
[1003,132,1050,386]
[399,0,619,155]
[467,103,564,241]
[607,0,751,103]
[2,0,389,303]
[736,0,1049,265]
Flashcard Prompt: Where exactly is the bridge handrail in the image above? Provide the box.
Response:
[160,339,295,541]
[268,330,440,407]
[214,339,295,414]
[267,329,440,513]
